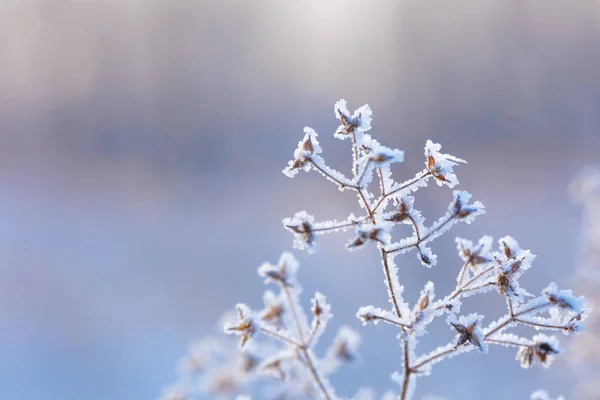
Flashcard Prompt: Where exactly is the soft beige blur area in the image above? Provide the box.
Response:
[0,1,599,399]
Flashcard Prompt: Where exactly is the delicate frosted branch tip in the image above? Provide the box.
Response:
[334,99,372,141]
[424,140,466,187]
[282,211,317,254]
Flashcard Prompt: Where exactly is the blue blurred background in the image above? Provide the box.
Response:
[1,1,599,399]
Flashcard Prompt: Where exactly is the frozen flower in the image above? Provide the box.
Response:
[447,313,488,353]
[450,191,485,224]
[333,99,372,141]
[456,236,493,268]
[224,304,258,348]
[424,140,466,187]
[260,290,285,327]
[283,127,323,178]
[542,282,587,314]
[532,335,561,368]
[258,252,300,287]
[516,335,561,369]
[282,211,316,253]
[346,220,393,250]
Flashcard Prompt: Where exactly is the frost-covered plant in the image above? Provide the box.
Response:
[164,252,374,400]
[566,167,600,399]
[161,100,589,400]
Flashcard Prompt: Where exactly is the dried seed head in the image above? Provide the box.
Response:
[312,299,323,317]
[262,303,284,324]
[516,346,535,368]
[388,201,410,223]
[419,251,433,266]
[534,342,559,366]
[225,305,257,348]
[302,136,314,153]
[497,272,511,295]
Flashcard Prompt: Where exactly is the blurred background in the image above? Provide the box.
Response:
[1,1,600,399]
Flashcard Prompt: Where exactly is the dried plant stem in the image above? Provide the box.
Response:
[412,345,458,370]
[371,171,432,214]
[387,211,459,254]
[381,249,403,319]
[281,285,333,400]
[401,341,412,400]
[302,349,332,400]
[260,327,302,347]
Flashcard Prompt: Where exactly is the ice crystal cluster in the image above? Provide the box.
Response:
[161,101,589,400]
[566,167,600,399]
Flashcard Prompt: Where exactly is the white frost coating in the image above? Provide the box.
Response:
[282,211,317,254]
[411,281,446,336]
[356,305,403,326]
[380,255,411,318]
[455,236,494,279]
[451,190,486,224]
[492,236,537,303]
[542,282,588,314]
[424,140,466,187]
[283,127,323,178]
[334,99,373,143]
[310,292,333,346]
[312,214,361,235]
[412,340,475,378]
[492,332,532,347]
[532,334,562,367]
[530,390,565,400]
[224,303,259,349]
[346,220,393,251]
[311,154,356,190]
[417,246,438,268]
[258,252,300,287]
[391,369,416,400]
[164,100,592,400]
[446,313,488,353]
[384,170,432,205]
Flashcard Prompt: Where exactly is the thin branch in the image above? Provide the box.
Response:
[312,218,367,233]
[351,132,360,177]
[371,170,431,213]
[302,348,332,400]
[514,318,570,331]
[456,260,470,288]
[381,249,403,320]
[485,338,526,347]
[411,345,459,370]
[308,160,357,190]
[387,211,458,254]
[260,327,302,348]
[281,285,333,400]
[378,168,386,196]
[400,340,412,400]
[282,286,306,343]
